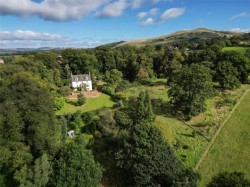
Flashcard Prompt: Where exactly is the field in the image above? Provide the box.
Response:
[222,47,249,54]
[127,80,249,168]
[198,90,250,186]
[56,94,114,115]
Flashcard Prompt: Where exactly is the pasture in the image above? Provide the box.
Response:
[198,90,250,186]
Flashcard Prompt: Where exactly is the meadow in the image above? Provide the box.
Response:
[222,47,249,54]
[198,90,250,186]
[127,80,249,168]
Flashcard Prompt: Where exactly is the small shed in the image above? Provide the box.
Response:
[67,130,75,138]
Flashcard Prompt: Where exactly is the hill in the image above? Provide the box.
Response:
[114,28,244,47]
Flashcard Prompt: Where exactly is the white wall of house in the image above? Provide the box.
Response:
[72,80,92,91]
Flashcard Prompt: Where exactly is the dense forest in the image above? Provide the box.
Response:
[1,32,250,187]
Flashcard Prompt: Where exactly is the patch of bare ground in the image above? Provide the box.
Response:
[67,90,102,100]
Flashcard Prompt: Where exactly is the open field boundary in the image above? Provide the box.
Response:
[194,89,250,171]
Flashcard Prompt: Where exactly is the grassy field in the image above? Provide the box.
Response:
[56,94,114,115]
[198,91,250,186]
[127,80,249,168]
[128,80,209,167]
[222,47,249,54]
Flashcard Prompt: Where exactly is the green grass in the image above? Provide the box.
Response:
[198,91,250,186]
[127,79,169,101]
[127,80,209,168]
[154,115,209,168]
[222,47,249,55]
[127,81,249,169]
[56,94,114,115]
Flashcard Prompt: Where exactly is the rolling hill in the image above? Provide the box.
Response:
[114,28,244,48]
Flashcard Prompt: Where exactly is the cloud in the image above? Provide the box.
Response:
[231,12,247,20]
[0,30,67,41]
[0,0,109,21]
[230,28,250,33]
[0,0,164,21]
[139,7,185,26]
[140,18,154,26]
[137,8,158,19]
[137,12,148,19]
[157,7,185,23]
[149,8,159,15]
[97,0,128,18]
[0,30,117,48]
[130,0,143,9]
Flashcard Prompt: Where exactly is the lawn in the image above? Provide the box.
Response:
[56,94,114,115]
[222,47,249,55]
[198,91,250,186]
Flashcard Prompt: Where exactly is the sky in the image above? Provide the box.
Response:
[0,0,249,48]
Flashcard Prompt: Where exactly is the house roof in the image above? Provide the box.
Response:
[71,74,91,82]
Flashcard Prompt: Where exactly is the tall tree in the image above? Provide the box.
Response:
[14,154,52,187]
[51,142,102,187]
[105,69,123,88]
[115,122,197,186]
[215,61,240,89]
[129,91,155,124]
[168,64,214,116]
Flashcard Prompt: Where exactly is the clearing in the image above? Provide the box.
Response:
[222,47,249,55]
[197,90,250,186]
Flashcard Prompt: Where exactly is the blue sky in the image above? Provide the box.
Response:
[0,0,249,48]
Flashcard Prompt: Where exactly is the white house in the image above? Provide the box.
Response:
[71,73,92,91]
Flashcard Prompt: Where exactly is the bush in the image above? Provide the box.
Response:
[101,85,115,97]
[77,94,86,106]
[152,98,164,107]
[208,171,250,187]
[115,80,130,92]
[53,97,65,110]
[115,92,128,101]
[59,86,71,96]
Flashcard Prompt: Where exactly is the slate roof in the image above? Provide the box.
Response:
[71,74,91,82]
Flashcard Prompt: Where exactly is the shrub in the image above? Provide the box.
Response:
[102,85,115,97]
[77,94,86,106]
[115,92,128,101]
[115,80,130,92]
[53,97,65,110]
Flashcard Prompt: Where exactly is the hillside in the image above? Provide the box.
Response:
[115,28,244,47]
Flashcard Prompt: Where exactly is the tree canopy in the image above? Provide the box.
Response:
[168,63,214,116]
